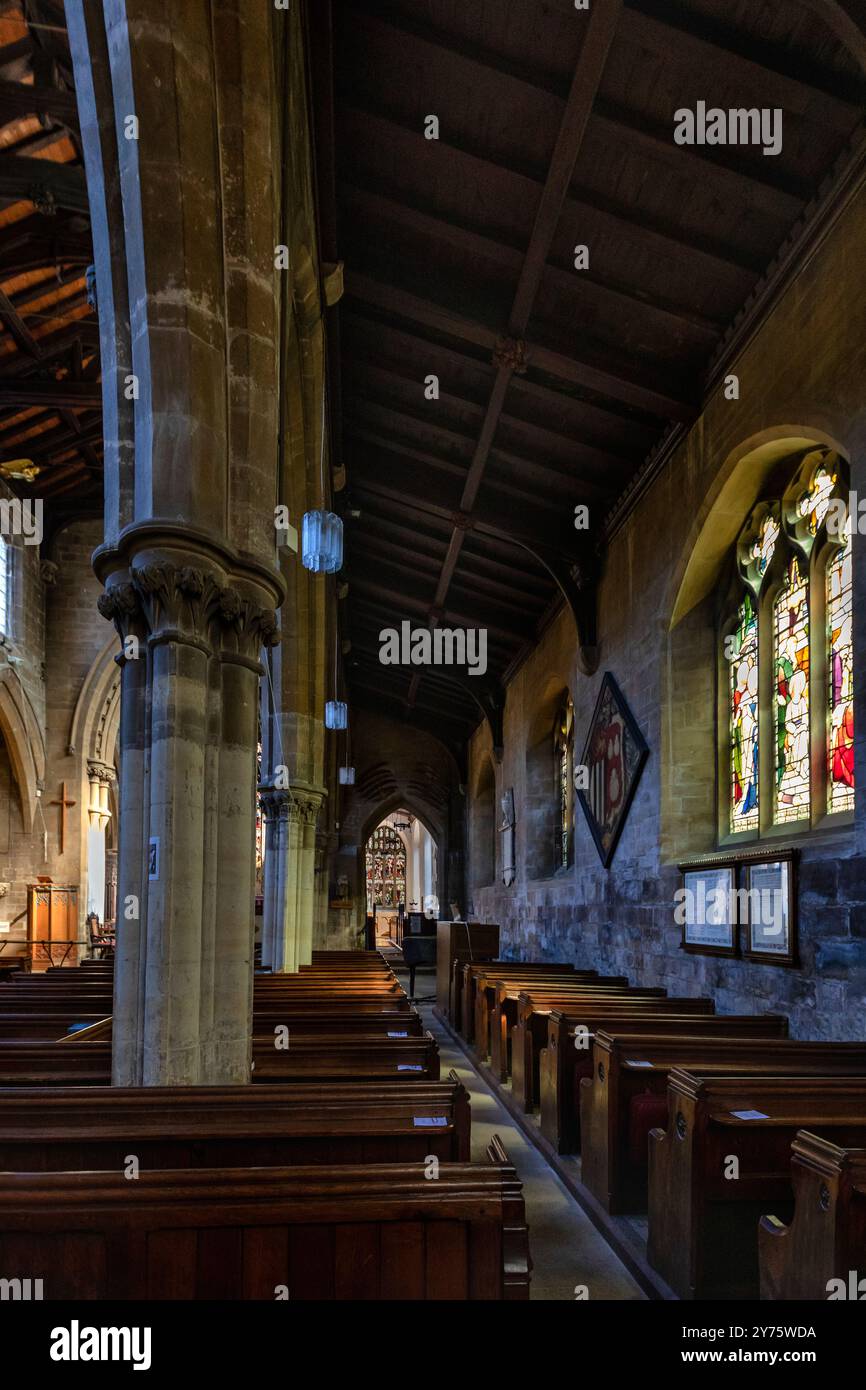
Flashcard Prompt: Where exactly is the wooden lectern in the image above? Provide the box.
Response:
[26,883,80,971]
[436,920,499,1018]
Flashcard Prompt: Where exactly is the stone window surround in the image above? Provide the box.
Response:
[716,460,853,849]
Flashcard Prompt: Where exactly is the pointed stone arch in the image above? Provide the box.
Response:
[0,672,45,831]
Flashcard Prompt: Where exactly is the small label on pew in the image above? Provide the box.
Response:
[626,1060,653,1068]
[398,1064,424,1071]
[730,1109,770,1120]
[387,1031,409,1037]
[413,1117,447,1127]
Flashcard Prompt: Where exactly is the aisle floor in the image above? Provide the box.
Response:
[399,963,646,1302]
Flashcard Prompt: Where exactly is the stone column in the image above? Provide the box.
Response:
[85,760,115,923]
[99,554,280,1085]
[290,784,325,967]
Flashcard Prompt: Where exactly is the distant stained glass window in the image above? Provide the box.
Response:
[366,825,406,912]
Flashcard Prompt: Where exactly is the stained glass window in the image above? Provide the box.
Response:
[828,526,854,814]
[555,700,574,870]
[365,825,406,913]
[774,556,810,822]
[725,469,853,839]
[729,592,759,833]
[798,464,836,537]
[0,537,8,636]
[747,513,780,583]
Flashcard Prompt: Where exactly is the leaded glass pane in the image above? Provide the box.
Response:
[774,556,810,822]
[365,825,406,912]
[828,529,854,813]
[729,592,759,833]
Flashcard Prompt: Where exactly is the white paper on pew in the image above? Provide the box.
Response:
[626,1060,653,1067]
[413,1117,447,1127]
[398,1064,423,1071]
[388,1031,409,1037]
[730,1109,769,1120]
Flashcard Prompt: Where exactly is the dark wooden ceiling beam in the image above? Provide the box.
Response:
[345,272,695,421]
[349,444,578,551]
[0,154,88,213]
[0,287,42,359]
[0,379,101,408]
[623,1,864,124]
[349,566,536,644]
[0,78,79,124]
[340,181,722,338]
[343,103,762,282]
[346,397,622,499]
[344,306,659,438]
[347,354,640,467]
[592,99,809,218]
[348,491,551,589]
[0,37,33,69]
[509,0,624,334]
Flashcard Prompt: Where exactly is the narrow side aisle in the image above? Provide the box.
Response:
[417,987,646,1302]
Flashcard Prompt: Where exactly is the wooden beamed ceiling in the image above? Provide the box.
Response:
[314,0,866,747]
[0,0,99,519]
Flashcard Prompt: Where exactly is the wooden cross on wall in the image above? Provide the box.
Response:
[49,781,76,855]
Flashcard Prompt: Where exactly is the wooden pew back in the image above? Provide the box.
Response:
[0,1137,530,1300]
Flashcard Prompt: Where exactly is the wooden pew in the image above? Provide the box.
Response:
[252,1008,421,1036]
[647,1071,866,1299]
[0,1040,112,1084]
[583,1034,866,1214]
[0,1074,471,1167]
[0,1031,440,1087]
[472,968,606,1059]
[252,1032,440,1082]
[460,961,579,1043]
[0,1012,110,1040]
[504,985,705,1098]
[489,976,638,1080]
[0,1136,530,1300]
[539,1011,789,1153]
[759,1132,866,1300]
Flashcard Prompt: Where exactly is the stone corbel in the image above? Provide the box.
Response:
[534,547,600,676]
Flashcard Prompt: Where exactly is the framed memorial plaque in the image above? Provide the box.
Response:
[742,852,798,967]
[678,859,737,957]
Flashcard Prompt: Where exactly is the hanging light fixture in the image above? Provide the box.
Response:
[302,509,343,573]
[302,377,343,573]
[325,700,347,730]
[339,766,355,785]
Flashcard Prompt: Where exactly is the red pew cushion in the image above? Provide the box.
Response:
[628,1092,668,1167]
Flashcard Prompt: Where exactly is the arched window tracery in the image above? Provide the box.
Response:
[722,451,853,839]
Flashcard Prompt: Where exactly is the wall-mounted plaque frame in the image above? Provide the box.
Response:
[741,850,798,967]
[678,846,799,965]
[678,858,738,957]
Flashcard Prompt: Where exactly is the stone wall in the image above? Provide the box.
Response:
[466,174,866,1040]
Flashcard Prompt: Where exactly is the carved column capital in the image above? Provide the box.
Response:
[218,587,281,665]
[98,562,280,669]
[259,788,291,821]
